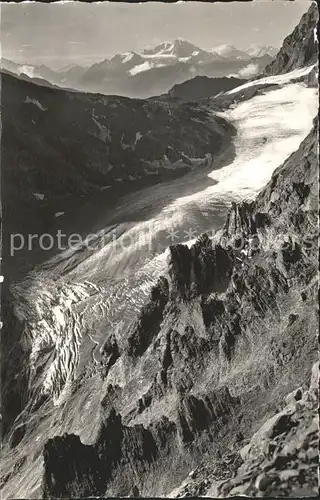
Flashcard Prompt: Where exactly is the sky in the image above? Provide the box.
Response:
[0,1,312,70]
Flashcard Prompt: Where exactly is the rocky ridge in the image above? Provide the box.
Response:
[40,116,318,497]
[2,39,273,99]
[262,2,318,77]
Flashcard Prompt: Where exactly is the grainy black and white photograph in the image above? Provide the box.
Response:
[0,0,319,498]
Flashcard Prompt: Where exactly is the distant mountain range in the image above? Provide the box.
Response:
[1,40,277,98]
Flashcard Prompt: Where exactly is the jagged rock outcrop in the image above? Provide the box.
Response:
[0,292,29,437]
[127,277,169,357]
[1,71,234,278]
[99,333,120,378]
[262,3,318,76]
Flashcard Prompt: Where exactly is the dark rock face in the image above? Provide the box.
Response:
[168,364,318,498]
[223,201,257,239]
[127,277,169,357]
[168,76,246,101]
[0,293,29,437]
[100,333,120,378]
[43,433,102,498]
[262,3,318,76]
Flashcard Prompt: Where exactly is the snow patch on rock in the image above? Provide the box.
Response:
[313,27,318,43]
[122,52,134,64]
[129,61,153,76]
[33,192,45,200]
[134,132,143,145]
[92,111,111,142]
[18,64,36,78]
[24,96,47,111]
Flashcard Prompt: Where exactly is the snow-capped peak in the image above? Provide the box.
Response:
[18,64,36,78]
[212,45,250,60]
[57,64,84,74]
[142,41,175,57]
[142,39,202,59]
[246,45,278,58]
